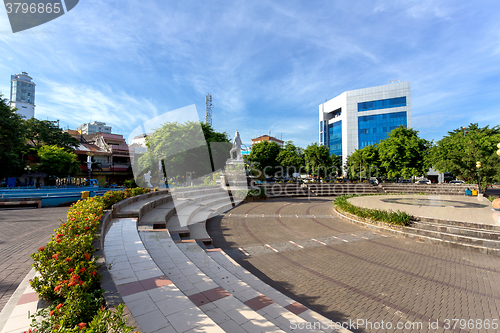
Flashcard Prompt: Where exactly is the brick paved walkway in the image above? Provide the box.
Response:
[209,197,500,333]
[0,207,68,312]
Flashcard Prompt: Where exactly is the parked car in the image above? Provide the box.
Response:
[449,180,465,184]
[369,177,379,185]
[398,179,412,183]
[415,179,431,184]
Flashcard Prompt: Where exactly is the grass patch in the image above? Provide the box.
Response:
[334,195,411,226]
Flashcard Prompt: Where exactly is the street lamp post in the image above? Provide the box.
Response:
[24,165,31,186]
[86,152,94,186]
[476,161,482,195]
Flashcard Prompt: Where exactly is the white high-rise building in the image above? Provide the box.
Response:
[319,82,411,169]
[10,72,36,119]
[77,121,112,135]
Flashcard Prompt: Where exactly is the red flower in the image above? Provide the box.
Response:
[49,310,55,316]
[80,267,86,273]
[79,280,84,286]
[56,239,61,243]
[90,271,97,277]
[68,281,77,287]
[84,253,90,260]
[54,285,61,292]
[68,268,74,274]
[78,322,86,329]
[52,254,60,260]
[56,303,64,309]
[38,247,44,252]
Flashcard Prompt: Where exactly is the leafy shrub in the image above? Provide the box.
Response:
[102,191,125,209]
[28,189,154,331]
[333,195,411,226]
[123,179,137,188]
[131,187,150,197]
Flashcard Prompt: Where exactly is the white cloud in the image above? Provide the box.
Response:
[35,80,163,138]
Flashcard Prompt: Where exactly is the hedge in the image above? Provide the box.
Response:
[27,188,150,332]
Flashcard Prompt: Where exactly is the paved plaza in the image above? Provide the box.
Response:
[209,197,500,333]
[0,207,68,313]
[349,195,500,226]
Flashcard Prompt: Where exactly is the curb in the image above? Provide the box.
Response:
[0,268,37,333]
[333,207,500,256]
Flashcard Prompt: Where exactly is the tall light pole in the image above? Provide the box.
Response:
[86,152,93,186]
[476,161,482,194]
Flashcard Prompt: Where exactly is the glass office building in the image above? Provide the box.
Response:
[10,72,36,119]
[319,82,411,172]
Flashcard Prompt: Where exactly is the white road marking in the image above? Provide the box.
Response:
[311,238,326,245]
[265,244,279,252]
[289,241,304,248]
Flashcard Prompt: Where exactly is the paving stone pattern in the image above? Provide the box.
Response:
[209,197,500,333]
[0,207,68,312]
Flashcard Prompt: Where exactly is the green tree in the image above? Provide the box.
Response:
[247,141,282,179]
[37,145,80,180]
[429,123,500,191]
[24,118,80,152]
[303,143,340,179]
[345,144,380,180]
[276,141,304,176]
[0,95,26,179]
[138,121,229,184]
[377,126,431,180]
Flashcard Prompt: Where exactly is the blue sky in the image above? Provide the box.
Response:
[1,0,499,148]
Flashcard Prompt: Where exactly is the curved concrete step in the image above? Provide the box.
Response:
[334,208,500,256]
[104,218,225,333]
[140,231,286,333]
[140,201,176,229]
[411,221,500,240]
[405,226,500,249]
[116,192,171,217]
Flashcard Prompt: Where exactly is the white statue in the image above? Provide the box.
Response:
[230,130,243,161]
[144,170,153,188]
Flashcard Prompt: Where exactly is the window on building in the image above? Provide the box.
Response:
[358,97,406,112]
[358,111,407,149]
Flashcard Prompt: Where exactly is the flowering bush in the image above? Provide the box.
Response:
[101,191,125,210]
[28,188,150,331]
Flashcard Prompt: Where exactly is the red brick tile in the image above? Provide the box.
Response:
[202,287,230,302]
[117,281,144,297]
[17,292,38,305]
[188,292,211,306]
[140,275,172,291]
[285,302,307,315]
[244,295,274,311]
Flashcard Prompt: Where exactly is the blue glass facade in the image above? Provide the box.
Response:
[328,121,342,157]
[358,97,406,112]
[358,111,407,149]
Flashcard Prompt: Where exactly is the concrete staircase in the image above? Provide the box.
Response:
[166,186,235,245]
[405,216,500,256]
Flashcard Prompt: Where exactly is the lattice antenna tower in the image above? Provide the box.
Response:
[205,93,213,126]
